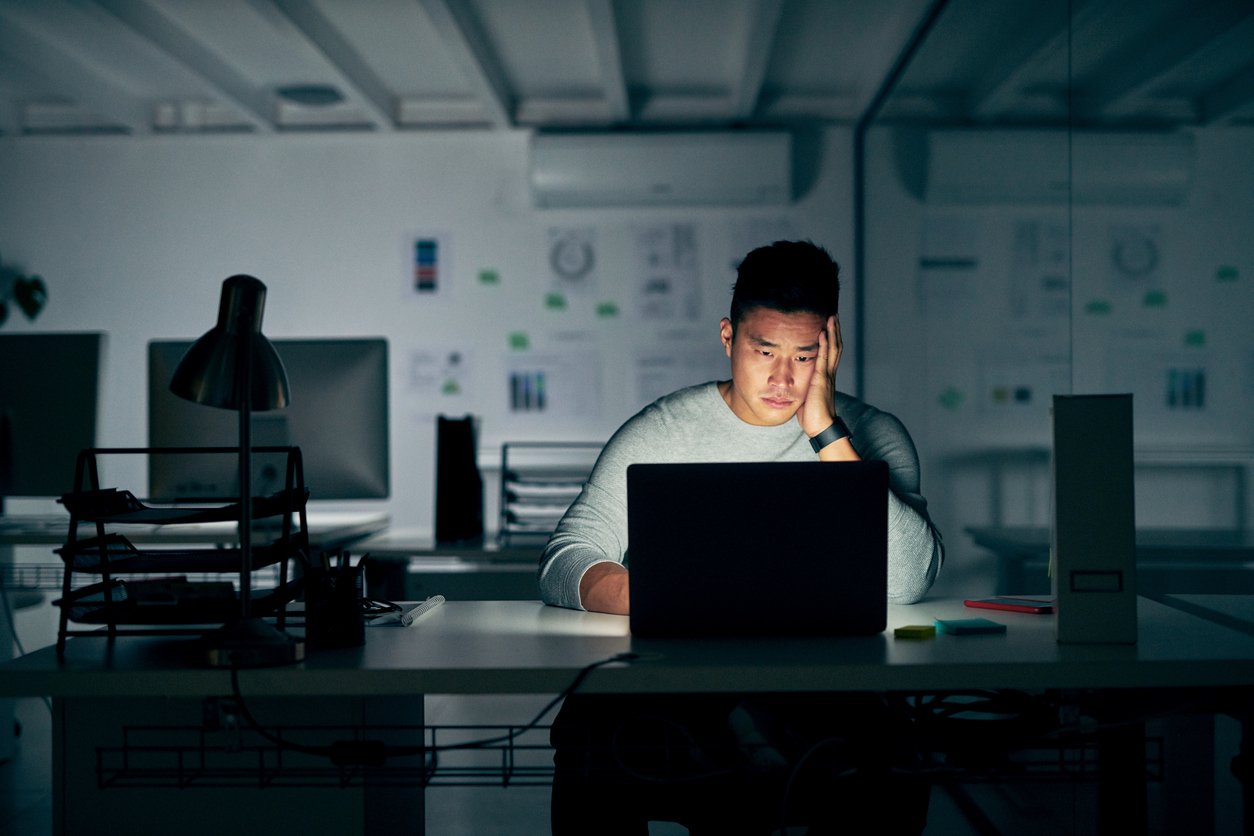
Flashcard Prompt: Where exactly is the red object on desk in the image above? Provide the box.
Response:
[965,596,1055,614]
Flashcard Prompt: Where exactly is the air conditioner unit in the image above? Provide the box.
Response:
[530,131,791,208]
[923,129,1194,205]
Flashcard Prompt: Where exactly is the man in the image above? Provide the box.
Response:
[540,240,941,613]
[540,240,941,834]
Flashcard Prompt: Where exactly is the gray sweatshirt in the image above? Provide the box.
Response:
[538,382,943,610]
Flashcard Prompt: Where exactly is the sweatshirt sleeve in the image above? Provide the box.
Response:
[537,421,641,610]
[846,405,944,604]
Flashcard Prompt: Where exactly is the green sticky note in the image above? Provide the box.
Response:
[1184,329,1205,347]
[544,293,567,310]
[1143,290,1167,308]
[935,618,1006,636]
[595,301,619,318]
[441,380,460,395]
[894,625,936,640]
[938,387,965,412]
[478,269,500,285]
[1085,299,1113,315]
[1216,265,1239,282]
[508,331,530,351]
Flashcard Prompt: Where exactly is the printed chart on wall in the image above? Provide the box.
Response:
[407,348,474,415]
[503,353,601,419]
[632,223,700,321]
[917,215,978,317]
[405,233,450,300]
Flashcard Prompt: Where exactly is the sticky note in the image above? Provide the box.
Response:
[1143,290,1167,308]
[1216,265,1238,282]
[934,618,1006,636]
[508,331,530,351]
[937,387,964,411]
[545,293,567,310]
[894,625,936,640]
[595,301,619,318]
[1085,299,1113,315]
[478,269,500,285]
[1184,329,1205,347]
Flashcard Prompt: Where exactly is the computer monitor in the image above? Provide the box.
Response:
[0,333,103,502]
[148,338,390,501]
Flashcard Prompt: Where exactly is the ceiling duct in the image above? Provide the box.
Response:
[530,132,791,208]
[922,130,1194,206]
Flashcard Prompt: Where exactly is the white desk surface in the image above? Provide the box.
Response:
[3,597,1254,699]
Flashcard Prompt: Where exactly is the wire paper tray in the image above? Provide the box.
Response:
[56,534,294,574]
[59,487,308,525]
[55,576,302,624]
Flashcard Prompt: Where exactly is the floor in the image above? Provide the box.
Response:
[1,586,1246,835]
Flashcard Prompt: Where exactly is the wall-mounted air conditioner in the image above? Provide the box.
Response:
[922,129,1194,205]
[530,131,791,208]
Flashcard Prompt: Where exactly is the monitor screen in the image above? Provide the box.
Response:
[0,332,103,499]
[148,338,390,501]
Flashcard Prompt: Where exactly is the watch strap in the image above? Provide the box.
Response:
[809,417,851,454]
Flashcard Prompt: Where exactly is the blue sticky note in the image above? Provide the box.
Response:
[934,618,1007,636]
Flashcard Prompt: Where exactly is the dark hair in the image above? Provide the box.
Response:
[729,240,840,330]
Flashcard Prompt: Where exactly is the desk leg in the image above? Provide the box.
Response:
[1099,720,1148,836]
[1233,703,1254,836]
[363,696,426,836]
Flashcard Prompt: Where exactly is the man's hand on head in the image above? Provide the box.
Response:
[579,562,630,615]
[798,315,860,462]
[797,315,841,437]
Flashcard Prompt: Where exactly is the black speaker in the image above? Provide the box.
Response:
[435,415,483,543]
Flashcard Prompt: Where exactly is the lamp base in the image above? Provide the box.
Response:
[189,617,305,668]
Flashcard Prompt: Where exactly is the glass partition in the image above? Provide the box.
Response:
[863,0,1253,597]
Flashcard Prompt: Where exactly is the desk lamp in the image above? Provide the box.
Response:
[170,275,303,667]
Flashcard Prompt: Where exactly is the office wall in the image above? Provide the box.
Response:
[0,128,854,532]
[865,125,1254,592]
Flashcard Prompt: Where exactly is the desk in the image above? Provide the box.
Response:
[2,598,1253,835]
[967,526,1254,595]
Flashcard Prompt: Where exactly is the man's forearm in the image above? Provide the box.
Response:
[579,562,630,614]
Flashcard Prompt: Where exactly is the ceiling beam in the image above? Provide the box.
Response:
[1080,1,1254,118]
[1199,59,1254,124]
[732,0,784,120]
[585,0,628,123]
[967,0,1071,121]
[0,5,148,133]
[417,0,512,128]
[92,0,273,133]
[269,0,395,131]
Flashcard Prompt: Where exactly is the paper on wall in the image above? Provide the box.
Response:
[632,223,700,321]
[503,352,601,418]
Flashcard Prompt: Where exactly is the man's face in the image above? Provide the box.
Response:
[719,307,827,426]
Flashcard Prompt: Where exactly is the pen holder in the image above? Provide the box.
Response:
[304,564,365,649]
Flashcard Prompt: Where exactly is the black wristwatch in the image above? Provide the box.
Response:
[809,417,851,454]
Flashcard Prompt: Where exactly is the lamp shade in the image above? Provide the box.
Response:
[170,275,290,411]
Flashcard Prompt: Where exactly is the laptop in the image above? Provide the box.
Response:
[627,460,889,638]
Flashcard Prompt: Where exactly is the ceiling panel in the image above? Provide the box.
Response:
[0,0,1250,136]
